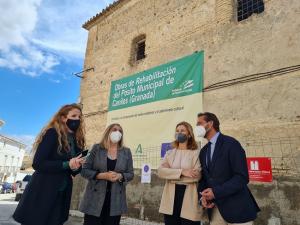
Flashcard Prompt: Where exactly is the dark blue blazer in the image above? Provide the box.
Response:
[198,133,260,223]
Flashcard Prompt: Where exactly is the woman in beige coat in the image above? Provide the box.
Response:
[158,121,202,225]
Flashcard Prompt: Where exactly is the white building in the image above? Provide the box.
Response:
[0,121,26,182]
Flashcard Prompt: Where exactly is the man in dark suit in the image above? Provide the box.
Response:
[196,112,260,225]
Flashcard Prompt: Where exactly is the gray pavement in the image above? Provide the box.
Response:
[0,193,19,225]
[0,193,83,225]
[0,193,162,225]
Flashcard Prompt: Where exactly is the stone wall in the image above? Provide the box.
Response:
[124,171,300,225]
[72,169,300,225]
[80,0,300,154]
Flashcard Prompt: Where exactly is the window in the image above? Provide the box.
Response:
[136,40,146,61]
[130,34,146,65]
[11,156,14,166]
[237,0,264,21]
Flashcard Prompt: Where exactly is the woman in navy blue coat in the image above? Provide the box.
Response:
[13,104,86,225]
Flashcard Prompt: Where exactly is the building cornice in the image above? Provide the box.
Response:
[0,134,27,149]
[82,0,128,30]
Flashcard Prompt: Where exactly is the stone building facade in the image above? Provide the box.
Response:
[0,134,26,183]
[73,0,300,224]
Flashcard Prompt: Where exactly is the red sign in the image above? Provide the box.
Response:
[246,157,272,182]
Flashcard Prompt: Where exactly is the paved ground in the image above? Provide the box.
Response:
[0,193,20,225]
[0,193,83,225]
[0,193,162,225]
[66,216,163,225]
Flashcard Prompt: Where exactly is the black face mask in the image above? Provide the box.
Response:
[175,133,188,143]
[66,119,80,132]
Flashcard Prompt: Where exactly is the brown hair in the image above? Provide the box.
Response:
[33,103,86,153]
[197,112,220,132]
[172,121,198,150]
[99,123,124,150]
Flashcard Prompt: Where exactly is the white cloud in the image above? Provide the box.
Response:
[0,0,114,76]
[0,0,41,51]
[0,0,59,76]
[0,51,30,70]
[49,78,61,83]
[32,0,115,57]
[0,46,59,77]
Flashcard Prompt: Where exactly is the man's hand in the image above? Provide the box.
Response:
[201,188,215,201]
[201,197,215,208]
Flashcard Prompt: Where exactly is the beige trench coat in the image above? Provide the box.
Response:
[158,148,204,221]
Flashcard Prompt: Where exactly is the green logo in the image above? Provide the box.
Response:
[135,144,143,154]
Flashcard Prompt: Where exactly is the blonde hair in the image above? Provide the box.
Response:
[172,121,198,150]
[99,123,124,150]
[33,103,86,153]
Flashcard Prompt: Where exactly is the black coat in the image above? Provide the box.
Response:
[13,128,82,225]
[198,133,260,223]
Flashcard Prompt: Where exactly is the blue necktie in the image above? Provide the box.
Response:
[206,142,212,170]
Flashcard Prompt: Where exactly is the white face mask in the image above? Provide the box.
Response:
[195,125,206,138]
[110,131,122,143]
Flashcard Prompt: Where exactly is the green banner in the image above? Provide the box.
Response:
[108,51,204,111]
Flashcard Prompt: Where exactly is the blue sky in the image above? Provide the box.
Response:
[0,0,114,150]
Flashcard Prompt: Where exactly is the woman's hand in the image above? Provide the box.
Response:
[181,169,200,178]
[95,171,123,182]
[105,171,117,182]
[69,155,85,170]
[106,171,123,182]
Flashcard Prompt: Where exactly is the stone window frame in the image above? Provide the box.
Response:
[129,34,146,66]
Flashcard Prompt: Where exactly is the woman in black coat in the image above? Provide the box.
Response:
[13,103,86,225]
